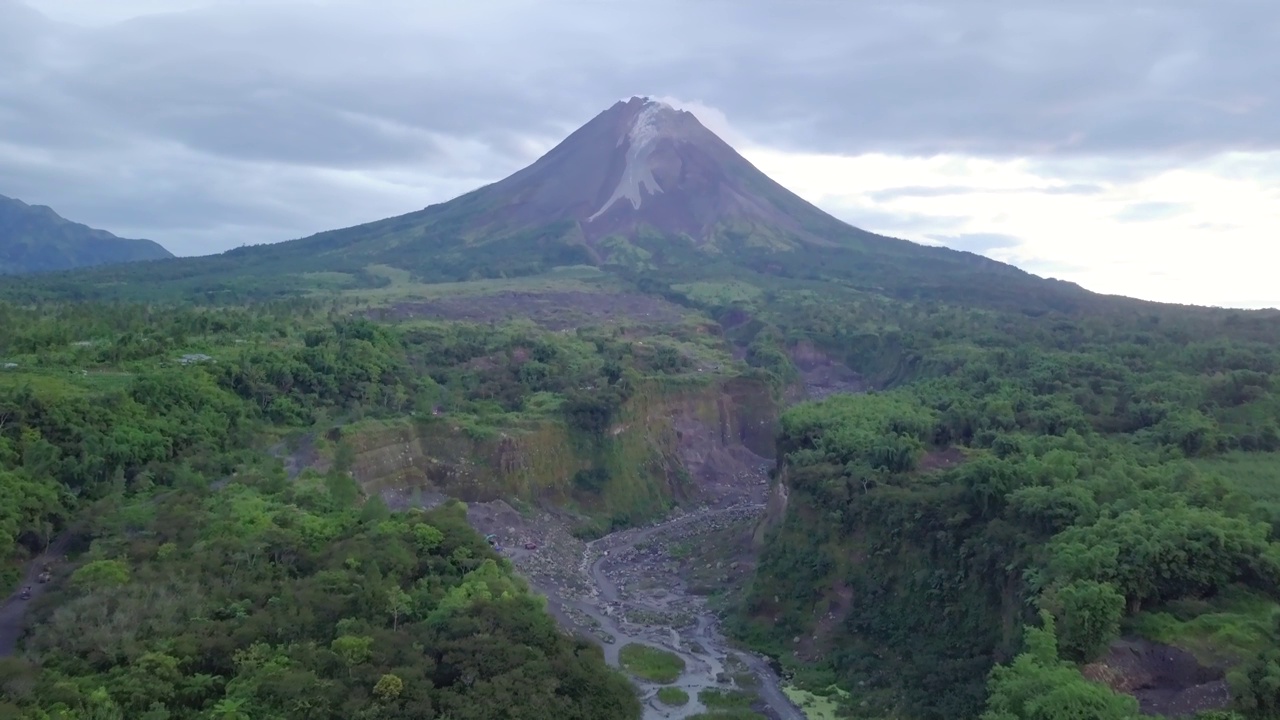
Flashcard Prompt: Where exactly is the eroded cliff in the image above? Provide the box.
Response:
[319,375,780,526]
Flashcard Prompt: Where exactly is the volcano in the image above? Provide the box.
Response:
[260,94,884,270]
[12,96,1093,312]
[463,96,855,247]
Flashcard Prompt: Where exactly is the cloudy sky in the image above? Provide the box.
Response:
[2,0,1276,308]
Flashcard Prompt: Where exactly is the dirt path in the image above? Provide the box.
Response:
[0,532,75,657]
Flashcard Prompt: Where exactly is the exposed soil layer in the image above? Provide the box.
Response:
[788,340,866,401]
[270,436,321,480]
[368,291,689,329]
[793,580,855,663]
[674,438,775,509]
[799,363,866,400]
[1083,638,1231,717]
[918,446,966,473]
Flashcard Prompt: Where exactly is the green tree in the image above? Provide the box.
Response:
[388,586,412,631]
[70,559,131,589]
[983,613,1140,720]
[1227,614,1280,718]
[1042,580,1125,661]
[331,634,374,677]
[373,673,404,702]
[412,523,444,552]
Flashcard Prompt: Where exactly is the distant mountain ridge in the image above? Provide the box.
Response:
[0,194,173,275]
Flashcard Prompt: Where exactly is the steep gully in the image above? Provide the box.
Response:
[0,449,803,720]
[463,463,803,720]
[459,357,863,720]
[585,506,804,719]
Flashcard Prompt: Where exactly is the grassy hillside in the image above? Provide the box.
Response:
[0,224,1100,315]
[732,292,1280,719]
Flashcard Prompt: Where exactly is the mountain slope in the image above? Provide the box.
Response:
[452,96,860,245]
[277,97,868,258]
[0,194,173,274]
[0,97,1095,312]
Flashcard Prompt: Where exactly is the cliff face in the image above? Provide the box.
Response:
[752,465,790,549]
[740,439,1025,719]
[333,375,780,523]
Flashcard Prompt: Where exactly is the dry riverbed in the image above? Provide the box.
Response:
[465,460,806,720]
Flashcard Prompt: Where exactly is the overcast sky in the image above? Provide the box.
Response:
[2,0,1276,308]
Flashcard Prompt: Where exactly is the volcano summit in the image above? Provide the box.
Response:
[472,96,853,247]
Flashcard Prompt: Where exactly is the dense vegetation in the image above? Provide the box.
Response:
[0,299,746,579]
[733,294,1280,719]
[0,301,646,719]
[6,226,1280,720]
[4,475,637,719]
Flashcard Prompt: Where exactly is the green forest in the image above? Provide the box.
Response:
[730,291,1280,719]
[4,262,1280,720]
[0,301,674,719]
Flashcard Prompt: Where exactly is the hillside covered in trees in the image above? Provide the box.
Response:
[0,302,643,719]
[732,295,1280,719]
[5,276,1280,720]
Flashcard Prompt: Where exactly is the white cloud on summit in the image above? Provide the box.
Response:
[653,96,752,149]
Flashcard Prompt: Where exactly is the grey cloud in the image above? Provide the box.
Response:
[1025,156,1192,185]
[868,183,1107,201]
[732,3,1280,159]
[824,203,970,238]
[0,1,52,60]
[1,0,1276,254]
[1113,201,1191,223]
[1193,222,1242,232]
[1041,183,1108,195]
[927,233,1023,254]
[0,144,490,256]
[867,186,982,201]
[1021,259,1093,276]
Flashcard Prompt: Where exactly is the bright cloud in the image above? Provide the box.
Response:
[743,147,1280,309]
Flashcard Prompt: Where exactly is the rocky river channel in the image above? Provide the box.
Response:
[465,459,806,720]
[461,359,870,719]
